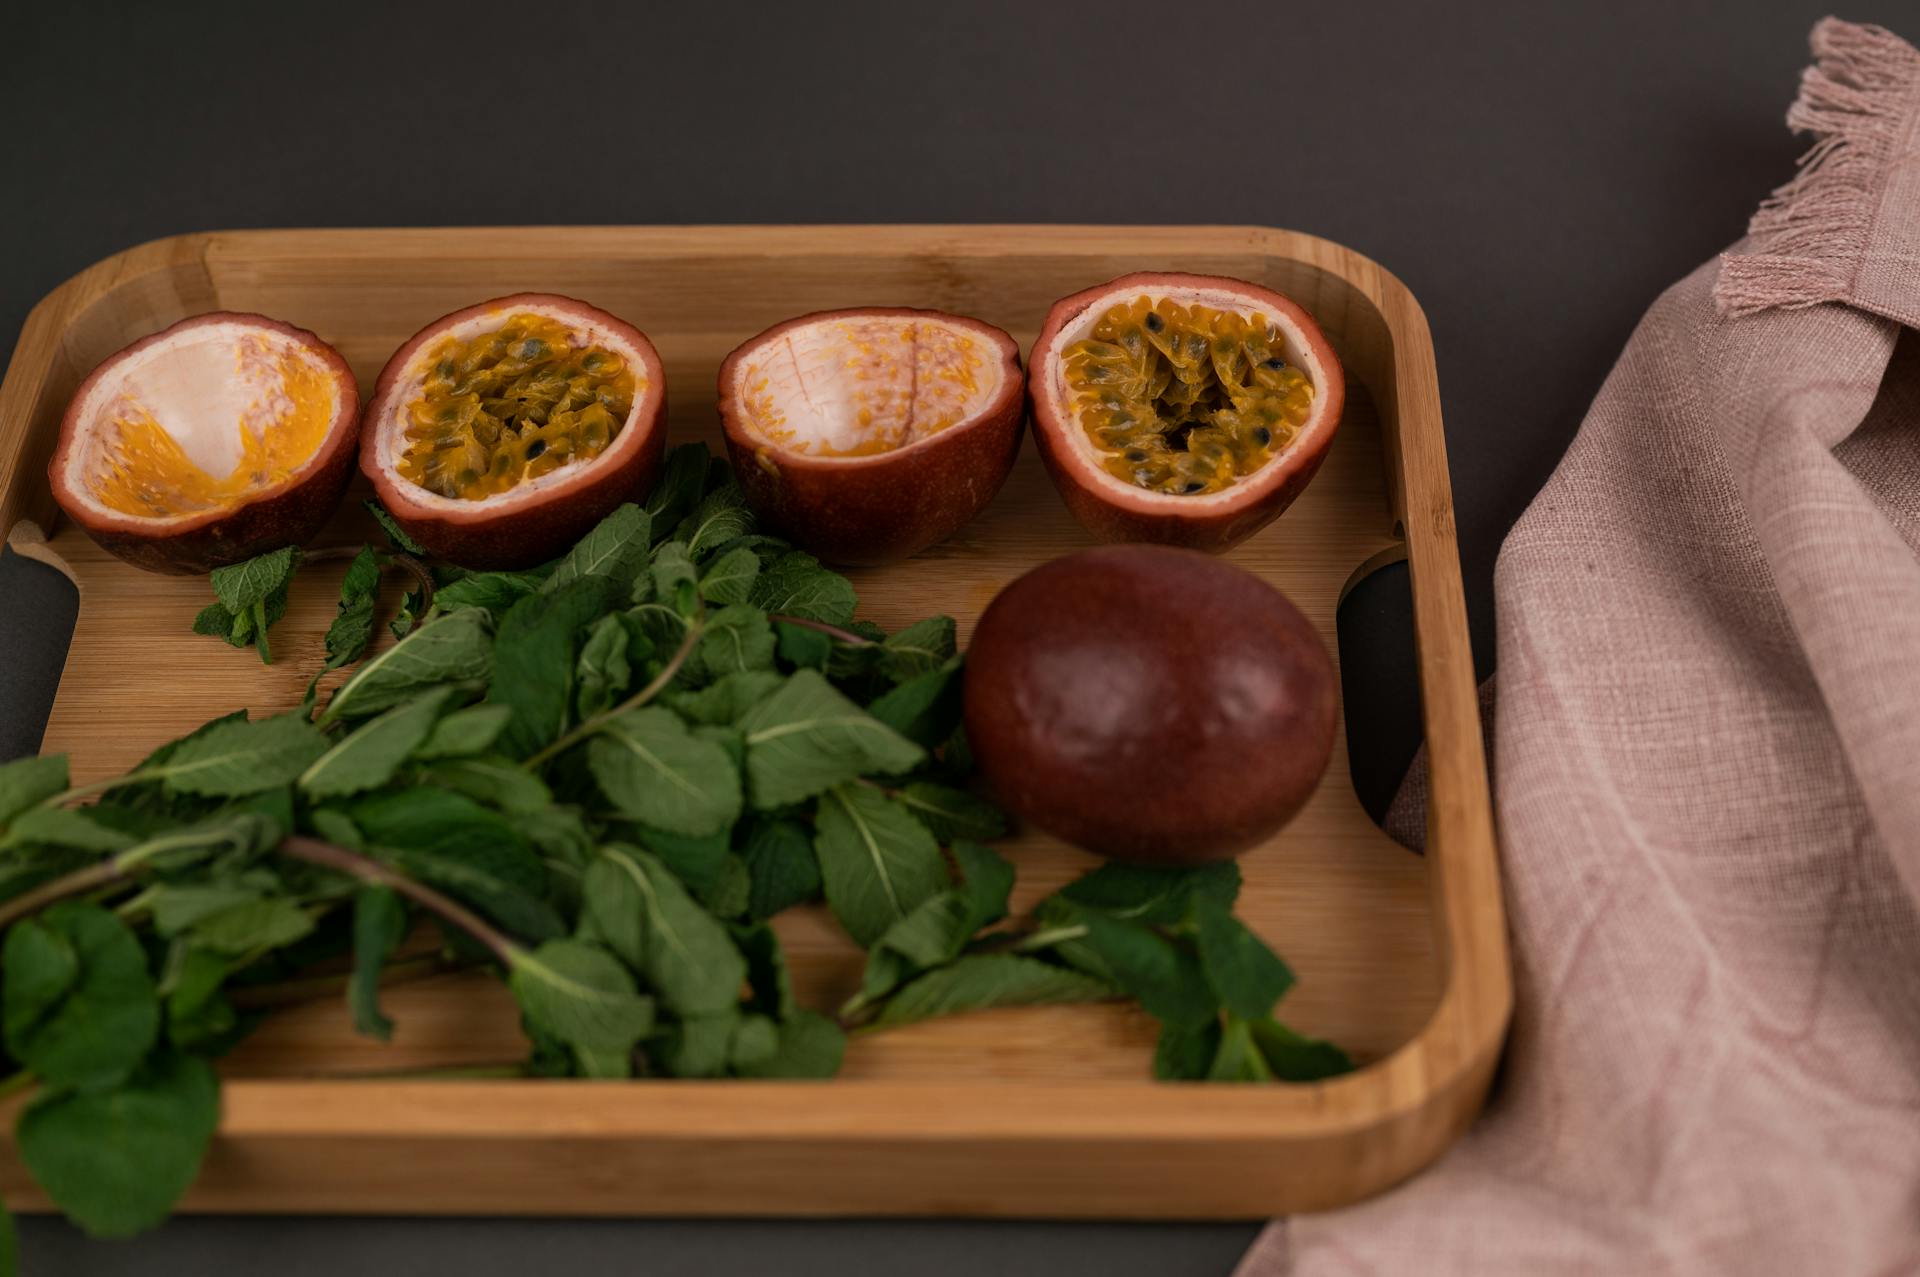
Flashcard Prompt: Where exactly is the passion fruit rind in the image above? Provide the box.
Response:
[362,293,667,569]
[717,307,1027,566]
[48,313,361,575]
[1030,272,1344,553]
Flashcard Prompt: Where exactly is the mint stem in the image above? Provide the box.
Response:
[277,837,520,967]
[303,545,436,613]
[225,952,465,1012]
[522,617,706,769]
[769,614,875,648]
[1009,924,1090,952]
[36,767,162,811]
[0,858,129,930]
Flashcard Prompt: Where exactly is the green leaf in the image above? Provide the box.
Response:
[389,583,428,640]
[1207,1016,1274,1082]
[1043,904,1218,1030]
[349,885,407,1041]
[488,579,609,758]
[879,616,956,682]
[17,1049,220,1238]
[317,590,377,673]
[697,849,752,919]
[1247,1017,1354,1081]
[1153,1019,1223,1081]
[1191,897,1295,1020]
[643,442,711,533]
[211,546,299,612]
[1057,861,1242,926]
[675,485,753,559]
[665,670,784,728]
[734,1009,845,1078]
[509,938,655,1057]
[300,688,452,799]
[422,756,555,816]
[741,816,821,919]
[728,1013,780,1069]
[348,788,554,939]
[734,920,795,1017]
[874,955,1111,1029]
[159,712,328,798]
[892,782,1006,842]
[850,841,1012,1010]
[1,806,136,854]
[649,542,699,610]
[367,500,428,554]
[739,670,925,807]
[696,605,776,681]
[629,824,731,895]
[413,703,514,759]
[655,1011,737,1077]
[749,552,857,625]
[585,845,747,1016]
[3,903,159,1091]
[698,546,760,605]
[588,707,742,837]
[432,571,542,617]
[163,947,238,1054]
[773,621,832,671]
[187,897,315,955]
[0,753,68,823]
[192,601,239,643]
[865,659,963,750]
[545,504,652,596]
[574,614,633,719]
[321,608,493,725]
[812,783,948,947]
[148,885,263,936]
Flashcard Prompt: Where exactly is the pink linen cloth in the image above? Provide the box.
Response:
[1240,18,1920,1275]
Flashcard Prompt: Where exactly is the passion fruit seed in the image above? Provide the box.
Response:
[92,335,338,519]
[396,314,637,501]
[1061,296,1315,497]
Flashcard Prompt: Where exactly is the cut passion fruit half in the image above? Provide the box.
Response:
[362,294,667,569]
[48,313,360,574]
[1030,272,1343,552]
[718,308,1025,565]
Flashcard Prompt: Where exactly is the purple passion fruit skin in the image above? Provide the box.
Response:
[962,545,1338,865]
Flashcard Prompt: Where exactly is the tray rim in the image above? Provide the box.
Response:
[0,224,1508,1218]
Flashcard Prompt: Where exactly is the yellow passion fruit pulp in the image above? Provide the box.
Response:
[1063,297,1315,496]
[398,313,638,500]
[92,335,338,519]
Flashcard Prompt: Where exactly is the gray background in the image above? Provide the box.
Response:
[0,0,1859,1271]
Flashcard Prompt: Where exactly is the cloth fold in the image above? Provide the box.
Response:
[1240,18,1920,1276]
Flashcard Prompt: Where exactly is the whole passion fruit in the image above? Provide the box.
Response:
[718,308,1025,565]
[362,293,667,568]
[48,313,360,574]
[1030,272,1343,553]
[963,545,1337,866]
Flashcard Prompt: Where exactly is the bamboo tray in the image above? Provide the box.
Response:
[0,226,1507,1219]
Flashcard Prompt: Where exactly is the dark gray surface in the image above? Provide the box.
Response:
[0,0,1857,1271]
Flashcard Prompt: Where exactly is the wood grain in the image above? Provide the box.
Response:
[0,226,1508,1218]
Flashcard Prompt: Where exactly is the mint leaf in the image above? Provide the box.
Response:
[488,579,608,758]
[1191,896,1294,1020]
[508,939,655,1058]
[148,885,259,936]
[643,442,710,533]
[349,787,545,895]
[3,903,159,1090]
[739,670,925,807]
[729,1013,780,1070]
[773,621,832,671]
[421,756,555,816]
[749,552,857,625]
[892,782,1006,842]
[741,816,821,919]
[0,753,68,824]
[575,614,633,719]
[874,955,1110,1029]
[1247,1017,1353,1081]
[2,806,136,854]
[432,571,541,617]
[649,542,698,609]
[160,712,328,798]
[865,659,963,750]
[1207,1016,1273,1082]
[665,669,785,727]
[17,1049,219,1238]
[878,616,956,682]
[300,688,452,798]
[696,605,776,681]
[366,500,427,554]
[211,545,299,612]
[186,897,315,955]
[812,782,947,946]
[413,703,514,760]
[544,503,651,596]
[851,841,1012,1010]
[349,885,406,1041]
[1043,904,1218,1031]
[321,608,493,724]
[735,1009,845,1078]
[586,845,747,1016]
[735,920,795,1017]
[675,484,753,559]
[1153,1019,1223,1081]
[655,1011,737,1076]
[588,708,742,837]
[1057,861,1242,926]
[698,546,760,605]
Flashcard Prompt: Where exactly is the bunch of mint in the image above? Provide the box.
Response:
[0,443,1346,1260]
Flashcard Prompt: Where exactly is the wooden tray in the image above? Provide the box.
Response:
[0,226,1507,1219]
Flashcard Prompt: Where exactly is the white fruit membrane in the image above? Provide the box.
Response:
[370,300,651,514]
[60,320,340,518]
[1039,285,1333,506]
[729,315,1004,456]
